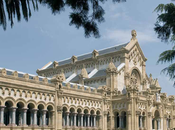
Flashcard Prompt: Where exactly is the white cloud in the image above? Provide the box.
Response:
[103,29,158,44]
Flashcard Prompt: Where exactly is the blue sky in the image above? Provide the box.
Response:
[0,0,174,95]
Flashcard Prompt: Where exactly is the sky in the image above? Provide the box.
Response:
[0,0,175,95]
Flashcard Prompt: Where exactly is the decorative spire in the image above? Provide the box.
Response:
[106,58,117,73]
[79,64,88,78]
[131,30,137,41]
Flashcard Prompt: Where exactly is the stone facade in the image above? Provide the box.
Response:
[0,30,175,130]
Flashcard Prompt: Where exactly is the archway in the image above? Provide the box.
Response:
[4,101,14,126]
[27,103,35,126]
[152,110,161,130]
[47,105,54,126]
[62,107,68,127]
[16,102,25,126]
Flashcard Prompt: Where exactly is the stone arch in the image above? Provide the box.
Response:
[119,109,127,115]
[62,104,69,112]
[15,98,27,108]
[76,106,83,113]
[0,96,4,105]
[130,67,142,85]
[37,101,47,110]
[4,97,15,107]
[46,103,55,111]
[90,107,96,114]
[27,100,37,109]
[96,109,101,115]
[152,109,161,118]
[69,105,76,112]
[83,107,90,114]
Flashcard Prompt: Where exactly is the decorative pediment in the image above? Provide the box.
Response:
[125,30,147,62]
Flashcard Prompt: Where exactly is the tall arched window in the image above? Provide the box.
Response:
[130,69,141,90]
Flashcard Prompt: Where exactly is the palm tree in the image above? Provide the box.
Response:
[154,3,175,85]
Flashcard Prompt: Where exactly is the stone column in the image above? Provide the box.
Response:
[74,113,77,127]
[66,112,69,127]
[90,116,93,127]
[70,114,73,126]
[140,116,143,128]
[51,111,54,127]
[0,106,5,126]
[157,118,160,130]
[33,109,38,126]
[81,114,83,127]
[87,114,90,127]
[78,115,80,127]
[30,110,33,126]
[22,108,27,126]
[94,115,96,127]
[154,119,157,130]
[163,115,167,130]
[127,110,132,130]
[119,116,122,128]
[11,107,17,126]
[84,115,86,127]
[42,110,47,126]
[62,112,65,127]
[136,112,140,130]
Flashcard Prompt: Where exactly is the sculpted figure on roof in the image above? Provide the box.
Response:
[131,30,137,41]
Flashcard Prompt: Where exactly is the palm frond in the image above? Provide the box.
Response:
[157,49,175,64]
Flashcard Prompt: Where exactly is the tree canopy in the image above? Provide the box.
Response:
[0,0,125,38]
[154,3,175,85]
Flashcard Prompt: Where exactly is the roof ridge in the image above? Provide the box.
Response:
[56,42,128,63]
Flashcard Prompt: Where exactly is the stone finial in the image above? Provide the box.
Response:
[0,68,7,76]
[79,64,88,78]
[23,74,29,80]
[71,55,77,64]
[34,76,39,82]
[131,30,137,41]
[53,61,59,68]
[43,78,48,84]
[12,71,18,77]
[92,50,99,59]
[155,79,161,88]
[106,58,117,73]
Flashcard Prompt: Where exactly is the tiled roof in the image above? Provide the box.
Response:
[45,43,128,69]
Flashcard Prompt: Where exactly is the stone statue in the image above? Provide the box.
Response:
[131,30,137,41]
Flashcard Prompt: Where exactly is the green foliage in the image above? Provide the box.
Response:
[0,0,125,38]
[155,3,175,85]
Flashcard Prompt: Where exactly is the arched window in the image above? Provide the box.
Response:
[62,107,68,127]
[16,102,25,126]
[4,101,13,126]
[115,112,119,128]
[27,103,35,126]
[130,69,141,90]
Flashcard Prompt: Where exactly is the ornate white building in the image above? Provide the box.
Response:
[0,30,174,130]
